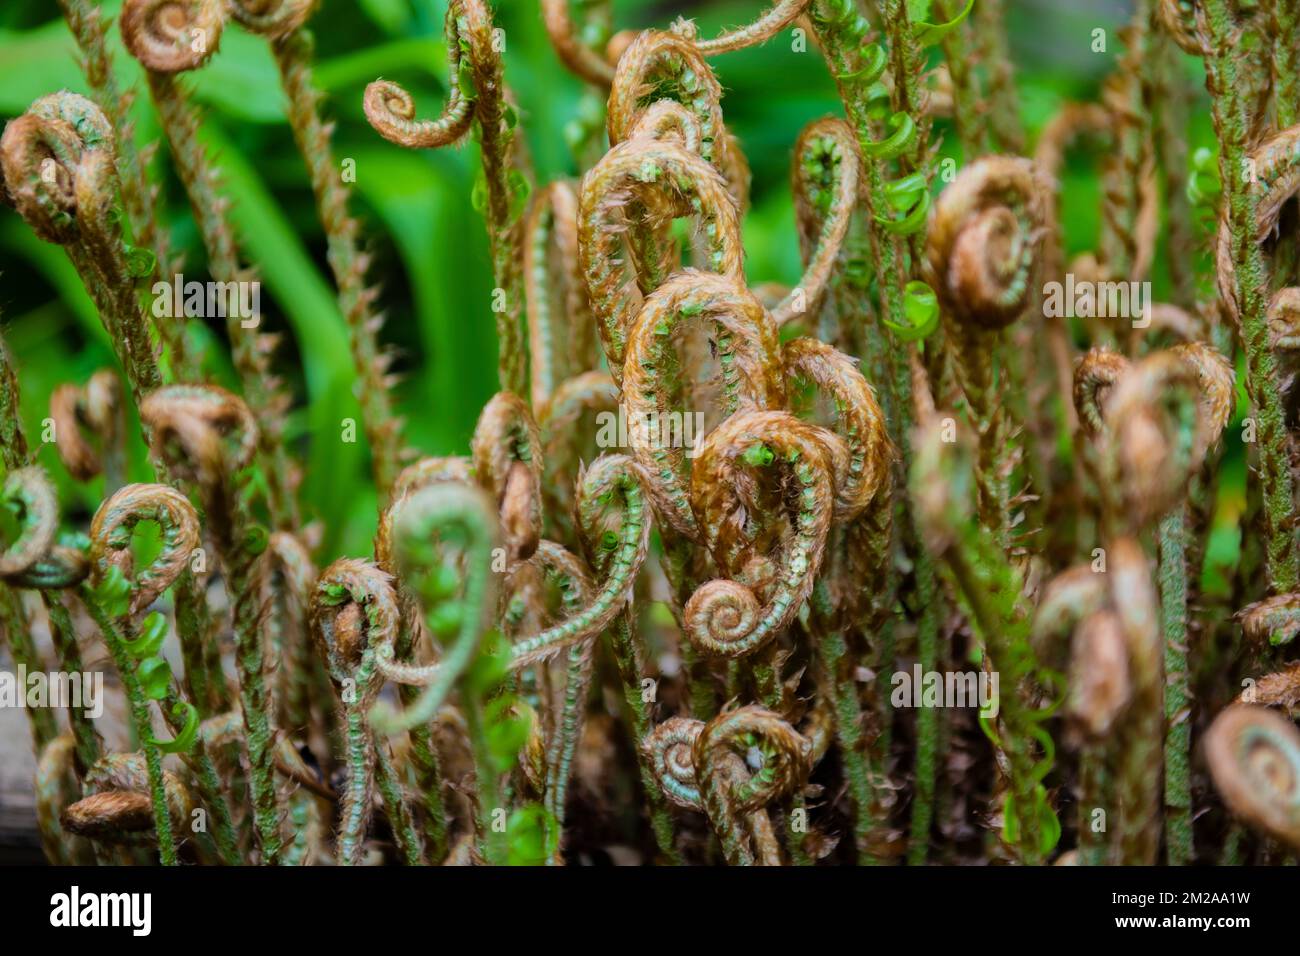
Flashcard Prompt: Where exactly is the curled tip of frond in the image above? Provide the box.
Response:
[695,704,812,813]
[67,753,195,842]
[363,79,473,150]
[781,336,892,521]
[138,384,258,488]
[608,30,724,157]
[1073,347,1130,438]
[924,156,1047,332]
[1238,592,1300,648]
[50,370,123,482]
[1205,705,1300,851]
[89,483,201,616]
[678,0,812,56]
[1101,349,1216,525]
[0,466,59,580]
[0,96,114,243]
[685,411,834,658]
[310,557,399,699]
[121,0,226,74]
[779,117,860,327]
[644,716,704,809]
[225,0,317,38]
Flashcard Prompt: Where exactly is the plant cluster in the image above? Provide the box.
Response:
[1,0,1300,866]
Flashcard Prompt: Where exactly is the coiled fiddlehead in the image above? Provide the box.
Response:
[579,137,744,384]
[693,705,812,865]
[645,716,704,810]
[61,753,195,849]
[49,370,125,488]
[369,483,498,736]
[781,337,892,522]
[0,93,162,405]
[362,1,472,149]
[0,466,58,582]
[364,0,528,395]
[310,558,401,865]
[925,157,1045,546]
[121,0,225,73]
[87,483,199,617]
[774,118,861,329]
[683,411,835,659]
[85,486,203,866]
[1205,705,1300,851]
[620,270,785,539]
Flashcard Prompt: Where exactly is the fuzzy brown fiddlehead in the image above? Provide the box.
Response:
[364,0,528,396]
[0,466,58,582]
[644,716,704,810]
[670,1,812,56]
[607,29,728,171]
[925,157,1045,546]
[1,94,162,405]
[775,118,861,330]
[310,557,405,865]
[49,370,125,488]
[121,0,225,73]
[61,753,195,848]
[693,705,812,865]
[1205,705,1300,851]
[88,483,200,618]
[683,411,835,659]
[781,337,892,522]
[1094,348,1228,530]
[362,1,472,149]
[620,270,785,539]
[579,137,744,385]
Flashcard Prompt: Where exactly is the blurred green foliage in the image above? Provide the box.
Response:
[0,1,1240,576]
